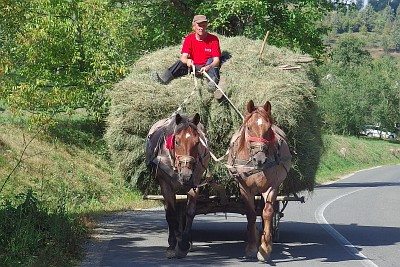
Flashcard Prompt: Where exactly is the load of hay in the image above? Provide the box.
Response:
[105,35,322,196]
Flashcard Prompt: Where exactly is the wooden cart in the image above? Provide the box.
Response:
[144,192,304,242]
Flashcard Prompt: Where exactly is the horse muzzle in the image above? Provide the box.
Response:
[176,155,196,187]
[250,142,268,169]
[178,172,194,188]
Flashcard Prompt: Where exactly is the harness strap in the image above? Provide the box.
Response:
[226,152,292,179]
[246,127,275,145]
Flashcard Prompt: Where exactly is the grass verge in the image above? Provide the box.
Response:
[315,134,400,184]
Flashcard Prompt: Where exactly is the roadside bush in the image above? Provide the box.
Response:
[0,190,86,267]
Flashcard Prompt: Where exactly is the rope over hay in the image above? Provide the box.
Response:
[105,35,323,196]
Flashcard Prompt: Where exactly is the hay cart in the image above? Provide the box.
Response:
[144,72,306,242]
[144,190,304,242]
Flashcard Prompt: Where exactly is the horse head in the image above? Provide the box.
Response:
[241,100,275,169]
[172,113,203,189]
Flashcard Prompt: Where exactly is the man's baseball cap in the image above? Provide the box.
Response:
[193,15,208,24]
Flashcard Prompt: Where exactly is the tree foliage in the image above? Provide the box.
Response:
[393,5,400,51]
[317,35,400,135]
[197,0,331,59]
[330,34,371,66]
[0,0,140,123]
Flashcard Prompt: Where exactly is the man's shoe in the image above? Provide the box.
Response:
[207,80,216,92]
[151,71,165,84]
[213,89,225,101]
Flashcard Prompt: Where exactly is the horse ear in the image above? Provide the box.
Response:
[246,100,255,113]
[264,101,271,113]
[175,113,182,125]
[192,113,200,125]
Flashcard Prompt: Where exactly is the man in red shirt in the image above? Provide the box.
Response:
[152,15,222,90]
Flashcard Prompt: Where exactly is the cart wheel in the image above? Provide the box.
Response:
[271,201,280,242]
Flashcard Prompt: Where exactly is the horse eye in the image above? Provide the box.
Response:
[247,126,251,132]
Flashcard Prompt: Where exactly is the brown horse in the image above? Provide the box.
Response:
[226,100,292,261]
[145,113,210,259]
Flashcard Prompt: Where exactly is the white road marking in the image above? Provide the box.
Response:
[315,188,379,267]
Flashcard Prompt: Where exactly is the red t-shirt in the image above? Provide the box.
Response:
[181,33,221,65]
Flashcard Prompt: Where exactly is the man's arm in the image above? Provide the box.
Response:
[180,53,193,68]
[207,57,220,69]
[201,57,220,73]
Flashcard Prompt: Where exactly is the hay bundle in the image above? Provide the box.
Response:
[105,35,322,195]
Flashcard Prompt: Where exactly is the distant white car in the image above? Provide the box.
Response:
[361,125,397,139]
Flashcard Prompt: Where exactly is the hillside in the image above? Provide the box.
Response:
[0,116,154,212]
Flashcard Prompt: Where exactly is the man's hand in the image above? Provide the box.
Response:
[200,65,211,73]
[186,59,193,68]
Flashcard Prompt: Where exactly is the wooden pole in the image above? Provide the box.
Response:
[259,31,270,57]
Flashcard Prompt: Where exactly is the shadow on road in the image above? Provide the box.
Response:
[80,210,400,266]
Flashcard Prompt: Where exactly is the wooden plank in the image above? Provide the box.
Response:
[277,65,301,70]
[144,194,304,202]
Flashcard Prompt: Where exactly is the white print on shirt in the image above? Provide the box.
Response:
[205,48,212,52]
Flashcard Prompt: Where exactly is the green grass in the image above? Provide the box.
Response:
[0,115,399,266]
[316,134,400,184]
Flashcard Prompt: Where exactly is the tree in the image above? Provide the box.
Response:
[197,0,333,59]
[374,5,394,35]
[317,39,400,136]
[317,65,372,135]
[393,5,400,51]
[358,4,377,32]
[0,0,141,123]
[366,56,400,130]
[330,35,371,66]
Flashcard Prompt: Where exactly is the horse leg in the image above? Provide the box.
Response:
[161,184,179,258]
[257,188,276,261]
[240,188,258,258]
[175,188,198,258]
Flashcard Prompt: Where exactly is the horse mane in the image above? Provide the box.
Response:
[237,106,274,152]
[167,114,202,137]
[173,116,190,133]
[175,116,202,135]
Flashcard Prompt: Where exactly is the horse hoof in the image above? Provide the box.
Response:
[166,247,176,259]
[257,244,272,262]
[175,243,190,259]
[257,250,271,262]
[175,248,189,259]
[245,247,258,258]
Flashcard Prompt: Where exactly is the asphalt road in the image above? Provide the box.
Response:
[79,165,400,267]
